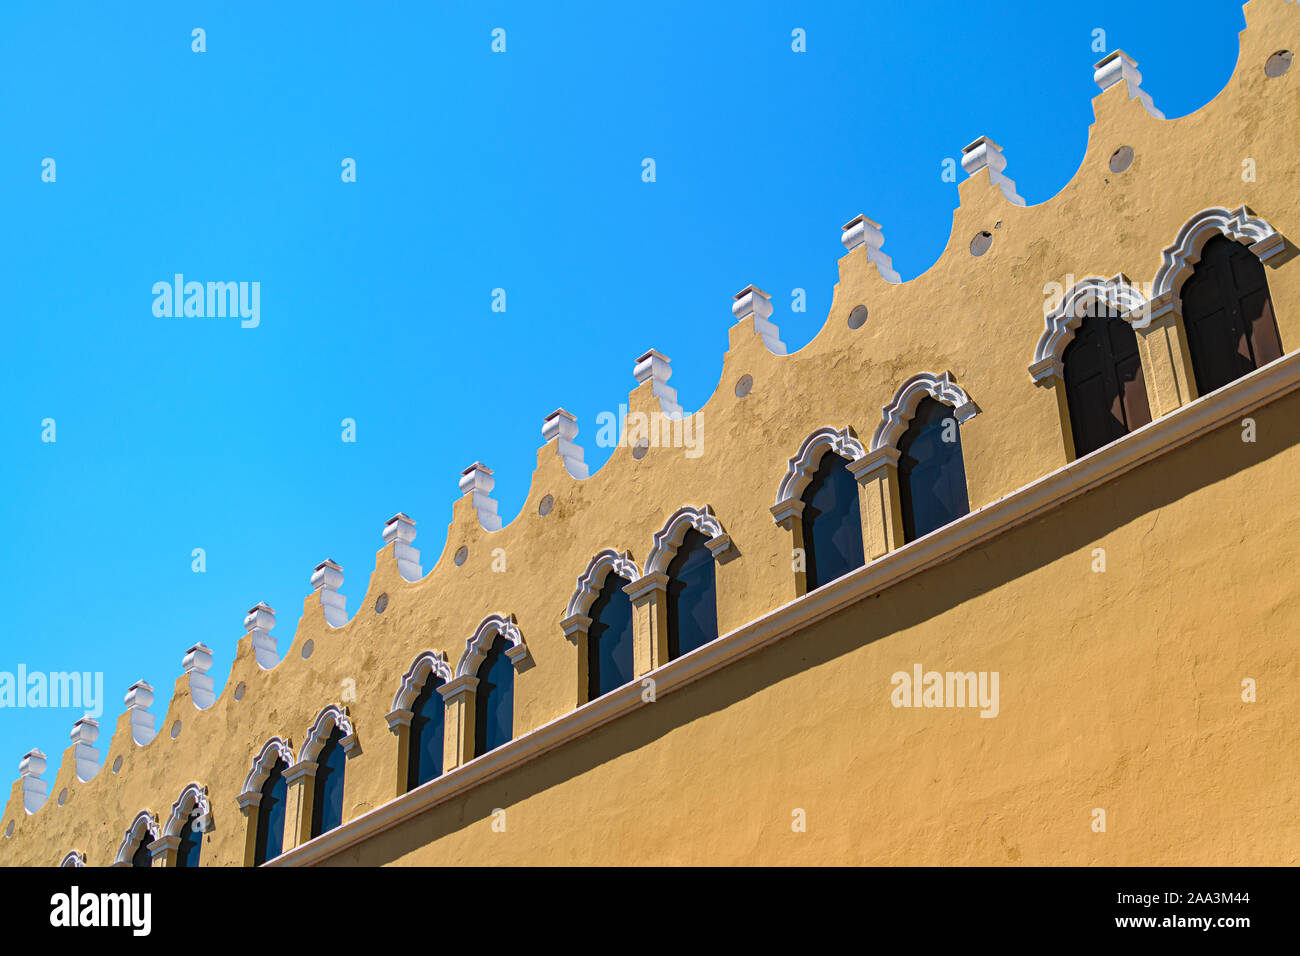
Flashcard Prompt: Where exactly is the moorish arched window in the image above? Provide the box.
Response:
[1180,233,1282,396]
[254,758,288,865]
[475,636,515,756]
[161,783,211,868]
[666,529,718,659]
[407,677,446,790]
[309,727,347,838]
[801,452,865,589]
[176,809,202,867]
[1062,309,1152,457]
[113,810,159,868]
[587,571,635,699]
[897,397,971,542]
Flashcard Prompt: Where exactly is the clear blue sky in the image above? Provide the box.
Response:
[0,2,1246,786]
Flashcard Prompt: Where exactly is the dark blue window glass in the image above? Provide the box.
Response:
[587,574,634,700]
[176,811,202,867]
[898,397,970,542]
[407,677,445,790]
[310,727,347,838]
[801,452,865,589]
[131,836,153,868]
[666,529,718,660]
[474,636,514,756]
[254,758,287,865]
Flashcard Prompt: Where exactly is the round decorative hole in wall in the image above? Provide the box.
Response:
[375,592,389,614]
[1265,50,1292,78]
[970,231,993,257]
[1109,146,1134,173]
[847,305,868,330]
[57,788,68,807]
[301,639,314,660]
[538,494,554,517]
[734,374,753,398]
[170,720,182,739]
[233,681,246,701]
[112,756,123,774]
[454,546,469,566]
[632,437,650,460]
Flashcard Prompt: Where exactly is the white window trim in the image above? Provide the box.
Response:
[387,651,454,730]
[113,810,159,866]
[772,426,867,522]
[642,505,732,577]
[871,372,978,450]
[455,613,530,677]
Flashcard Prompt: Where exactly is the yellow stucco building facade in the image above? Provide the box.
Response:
[4,0,1298,867]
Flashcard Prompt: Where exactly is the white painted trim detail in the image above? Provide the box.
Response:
[643,505,732,576]
[124,680,156,747]
[70,717,100,783]
[841,215,901,283]
[871,372,979,450]
[183,642,215,709]
[1093,51,1165,119]
[961,137,1025,206]
[773,426,867,513]
[239,737,295,798]
[163,782,211,838]
[633,350,684,418]
[270,346,1300,868]
[311,559,348,628]
[565,549,641,621]
[299,705,358,766]
[542,410,590,479]
[455,614,528,678]
[19,749,47,814]
[388,651,454,728]
[114,810,159,866]
[244,603,279,670]
[732,286,787,355]
[1030,274,1150,381]
[459,462,503,531]
[59,850,86,867]
[383,513,423,582]
[1152,205,1284,299]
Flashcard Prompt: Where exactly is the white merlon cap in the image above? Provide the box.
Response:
[311,559,348,627]
[732,286,786,355]
[961,136,1026,206]
[383,512,423,582]
[20,748,47,814]
[459,462,503,532]
[71,717,100,782]
[633,350,683,417]
[183,643,215,710]
[124,680,156,747]
[542,409,589,479]
[1093,51,1164,119]
[841,215,901,283]
[244,602,279,670]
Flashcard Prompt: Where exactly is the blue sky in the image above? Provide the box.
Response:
[0,1,1246,787]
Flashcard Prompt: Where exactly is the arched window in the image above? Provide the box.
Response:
[130,836,153,868]
[587,573,634,699]
[474,636,514,756]
[176,810,202,867]
[1062,310,1152,457]
[1181,234,1282,395]
[801,452,865,589]
[253,758,288,865]
[898,397,970,542]
[666,529,718,659]
[407,675,445,790]
[310,727,347,838]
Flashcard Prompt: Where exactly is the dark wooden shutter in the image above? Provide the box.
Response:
[1062,310,1152,458]
[1181,234,1282,395]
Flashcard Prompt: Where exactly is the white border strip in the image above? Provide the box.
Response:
[271,350,1300,866]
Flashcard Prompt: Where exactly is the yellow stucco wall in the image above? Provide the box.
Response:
[2,0,1296,866]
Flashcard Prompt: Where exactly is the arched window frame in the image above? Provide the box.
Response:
[386,650,454,793]
[856,373,979,556]
[771,426,870,595]
[287,705,359,844]
[1029,274,1158,459]
[152,782,211,866]
[437,614,529,770]
[623,506,732,673]
[561,549,641,706]
[237,736,295,866]
[112,810,159,867]
[59,850,86,868]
